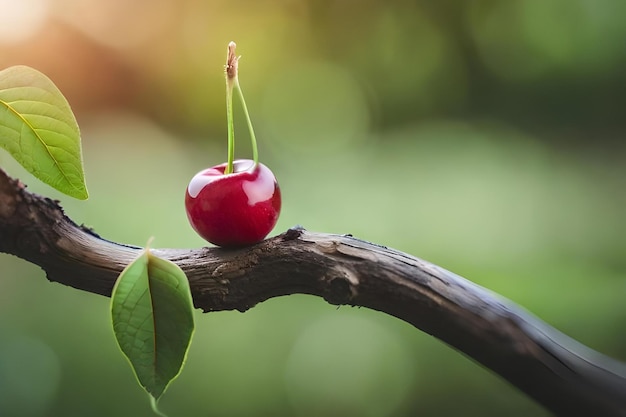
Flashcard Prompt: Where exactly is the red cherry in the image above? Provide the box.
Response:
[185,159,281,247]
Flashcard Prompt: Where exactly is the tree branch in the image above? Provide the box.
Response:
[1,167,625,416]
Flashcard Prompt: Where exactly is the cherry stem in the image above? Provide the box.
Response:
[224,41,258,174]
[225,80,235,174]
[225,43,237,174]
[234,79,259,165]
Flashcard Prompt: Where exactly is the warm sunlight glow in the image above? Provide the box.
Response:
[52,0,176,49]
[0,0,49,44]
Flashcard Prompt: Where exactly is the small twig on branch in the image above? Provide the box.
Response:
[0,167,625,416]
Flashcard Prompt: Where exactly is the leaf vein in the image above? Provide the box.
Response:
[0,98,78,189]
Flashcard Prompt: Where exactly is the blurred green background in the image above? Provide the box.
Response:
[1,1,625,416]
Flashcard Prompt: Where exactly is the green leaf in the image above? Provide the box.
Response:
[111,248,195,400]
[0,65,88,199]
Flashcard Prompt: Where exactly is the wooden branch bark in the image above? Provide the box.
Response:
[1,167,625,416]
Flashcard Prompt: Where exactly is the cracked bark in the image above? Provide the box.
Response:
[0,167,625,416]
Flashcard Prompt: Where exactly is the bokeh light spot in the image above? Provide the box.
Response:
[260,61,370,157]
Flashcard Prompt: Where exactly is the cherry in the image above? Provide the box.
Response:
[185,42,281,247]
[185,159,281,247]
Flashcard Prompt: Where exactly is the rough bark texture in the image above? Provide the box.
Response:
[1,168,625,416]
